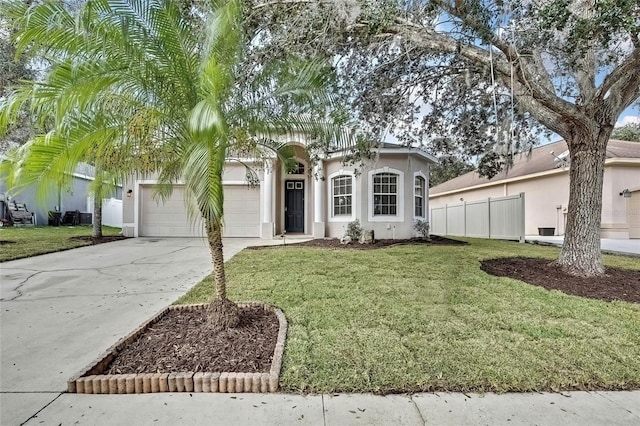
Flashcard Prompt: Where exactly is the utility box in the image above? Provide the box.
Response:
[79,212,93,225]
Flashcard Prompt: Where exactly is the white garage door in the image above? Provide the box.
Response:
[139,185,260,237]
[630,190,640,239]
[222,185,261,237]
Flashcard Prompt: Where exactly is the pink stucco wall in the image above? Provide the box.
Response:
[429,163,640,238]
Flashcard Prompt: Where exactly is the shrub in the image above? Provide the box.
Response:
[414,218,430,239]
[345,219,363,241]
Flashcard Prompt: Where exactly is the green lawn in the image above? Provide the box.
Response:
[178,238,640,394]
[0,226,122,262]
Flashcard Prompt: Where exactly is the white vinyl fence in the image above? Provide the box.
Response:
[102,198,123,228]
[87,197,123,228]
[430,193,525,242]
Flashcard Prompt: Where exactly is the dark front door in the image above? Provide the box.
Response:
[285,180,304,233]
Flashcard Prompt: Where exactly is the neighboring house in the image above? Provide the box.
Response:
[121,141,437,239]
[0,162,123,226]
[1,163,95,226]
[429,139,640,239]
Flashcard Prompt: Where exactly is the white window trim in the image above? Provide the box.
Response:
[368,168,404,222]
[327,170,356,222]
[413,171,427,219]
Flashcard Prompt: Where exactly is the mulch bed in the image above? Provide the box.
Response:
[69,235,127,244]
[105,305,279,375]
[249,235,468,250]
[481,257,640,303]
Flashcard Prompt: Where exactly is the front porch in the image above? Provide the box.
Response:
[260,144,325,239]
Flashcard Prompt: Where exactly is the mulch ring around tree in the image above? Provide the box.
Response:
[481,257,640,304]
[69,235,127,245]
[249,235,468,250]
[106,305,279,375]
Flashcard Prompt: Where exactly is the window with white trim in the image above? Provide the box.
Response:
[414,175,425,217]
[373,172,398,216]
[332,175,352,216]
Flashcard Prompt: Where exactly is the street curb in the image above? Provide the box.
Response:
[67,302,287,394]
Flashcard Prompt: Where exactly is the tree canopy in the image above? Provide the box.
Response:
[612,122,640,142]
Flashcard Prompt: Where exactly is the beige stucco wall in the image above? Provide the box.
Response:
[429,162,640,238]
[123,144,434,239]
[324,153,431,239]
[602,164,640,238]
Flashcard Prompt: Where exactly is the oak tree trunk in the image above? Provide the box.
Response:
[557,127,610,277]
[205,220,239,330]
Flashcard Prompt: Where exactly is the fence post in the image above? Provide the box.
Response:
[463,200,467,237]
[445,204,449,235]
[519,192,525,243]
[487,197,491,238]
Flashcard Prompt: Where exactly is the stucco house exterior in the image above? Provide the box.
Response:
[0,162,107,226]
[429,139,640,239]
[121,141,436,239]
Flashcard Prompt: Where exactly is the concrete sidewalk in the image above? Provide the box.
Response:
[526,235,640,256]
[2,237,639,425]
[12,391,640,425]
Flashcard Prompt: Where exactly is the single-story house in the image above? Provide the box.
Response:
[429,139,640,239]
[121,141,437,239]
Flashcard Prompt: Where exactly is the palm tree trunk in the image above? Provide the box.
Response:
[207,220,228,300]
[205,219,239,330]
[92,168,105,239]
[92,195,103,239]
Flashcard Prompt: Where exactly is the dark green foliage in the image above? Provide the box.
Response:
[429,155,475,187]
[611,123,640,142]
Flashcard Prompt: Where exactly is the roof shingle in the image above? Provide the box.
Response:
[430,139,640,195]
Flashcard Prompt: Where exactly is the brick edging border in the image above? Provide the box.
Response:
[67,302,288,394]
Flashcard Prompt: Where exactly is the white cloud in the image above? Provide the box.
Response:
[615,115,640,127]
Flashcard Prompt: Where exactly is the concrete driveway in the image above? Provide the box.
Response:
[0,237,263,424]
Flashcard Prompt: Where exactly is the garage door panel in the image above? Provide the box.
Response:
[139,185,259,237]
[222,186,260,237]
[630,191,640,239]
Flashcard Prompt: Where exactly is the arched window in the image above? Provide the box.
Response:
[287,162,305,175]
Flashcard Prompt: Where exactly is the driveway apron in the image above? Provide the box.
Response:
[0,237,259,425]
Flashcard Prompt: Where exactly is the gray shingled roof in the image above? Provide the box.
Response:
[430,139,640,195]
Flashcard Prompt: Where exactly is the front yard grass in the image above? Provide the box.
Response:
[177,238,640,394]
[0,225,122,262]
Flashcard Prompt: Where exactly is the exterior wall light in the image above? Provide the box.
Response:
[619,189,631,198]
[126,189,133,198]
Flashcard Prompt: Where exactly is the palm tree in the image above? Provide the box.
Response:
[0,0,348,329]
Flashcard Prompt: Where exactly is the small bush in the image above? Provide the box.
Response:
[345,219,363,241]
[414,218,430,239]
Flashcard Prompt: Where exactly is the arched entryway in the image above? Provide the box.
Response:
[275,144,311,235]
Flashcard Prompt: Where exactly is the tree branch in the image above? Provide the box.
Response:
[388,18,581,128]
[594,48,640,106]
